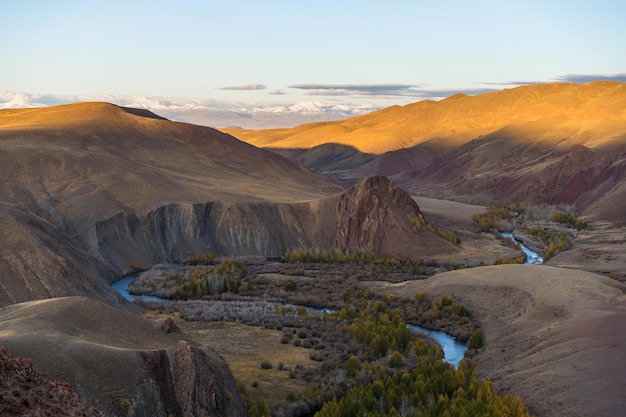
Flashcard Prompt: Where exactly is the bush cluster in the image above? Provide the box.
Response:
[525,228,571,261]
[551,210,587,230]
[133,260,247,300]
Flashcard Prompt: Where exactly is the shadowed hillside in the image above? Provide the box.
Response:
[96,176,459,272]
[0,102,343,306]
[225,82,626,224]
[0,297,247,417]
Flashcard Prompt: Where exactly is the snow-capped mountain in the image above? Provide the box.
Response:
[254,101,377,115]
[0,92,380,129]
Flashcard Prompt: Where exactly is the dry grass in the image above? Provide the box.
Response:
[146,312,318,408]
[547,221,626,282]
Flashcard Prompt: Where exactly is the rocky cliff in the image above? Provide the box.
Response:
[96,176,457,273]
[141,341,247,417]
[334,175,429,255]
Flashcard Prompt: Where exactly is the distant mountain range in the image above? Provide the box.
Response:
[225,81,626,225]
[0,91,379,129]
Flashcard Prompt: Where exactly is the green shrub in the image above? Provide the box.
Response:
[469,328,484,350]
[284,279,296,291]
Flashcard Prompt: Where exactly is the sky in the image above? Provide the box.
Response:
[2,0,626,110]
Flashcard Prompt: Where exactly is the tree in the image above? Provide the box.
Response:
[469,329,484,350]
[389,350,404,368]
[284,279,296,291]
[346,355,360,378]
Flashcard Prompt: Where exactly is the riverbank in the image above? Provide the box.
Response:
[501,232,543,264]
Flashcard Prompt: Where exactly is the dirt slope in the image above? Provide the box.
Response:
[367,264,626,417]
[0,296,247,417]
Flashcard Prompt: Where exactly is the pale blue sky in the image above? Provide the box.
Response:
[2,0,625,107]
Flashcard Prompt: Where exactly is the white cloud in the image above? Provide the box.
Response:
[220,83,267,91]
[0,91,380,129]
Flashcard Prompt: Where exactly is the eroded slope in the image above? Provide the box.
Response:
[0,102,343,306]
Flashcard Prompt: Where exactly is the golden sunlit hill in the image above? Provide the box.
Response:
[225,81,626,225]
[0,102,347,307]
[225,81,626,154]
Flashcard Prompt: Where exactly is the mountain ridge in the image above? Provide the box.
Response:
[225,81,626,225]
[225,81,626,153]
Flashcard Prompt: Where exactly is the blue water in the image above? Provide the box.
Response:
[111,276,163,302]
[407,324,467,368]
[501,232,543,264]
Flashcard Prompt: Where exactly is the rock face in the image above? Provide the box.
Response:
[95,176,457,273]
[334,176,425,253]
[141,341,247,417]
[95,200,335,270]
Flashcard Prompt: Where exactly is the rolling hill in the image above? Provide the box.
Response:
[225,81,626,224]
[0,102,349,306]
[0,296,247,417]
[369,264,626,417]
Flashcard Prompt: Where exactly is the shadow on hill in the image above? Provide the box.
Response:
[120,106,169,120]
[267,142,376,180]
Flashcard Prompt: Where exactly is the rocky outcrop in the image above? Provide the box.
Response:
[0,347,102,417]
[140,341,247,417]
[334,176,424,253]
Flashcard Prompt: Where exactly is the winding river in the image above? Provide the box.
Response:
[112,278,468,367]
[111,275,163,302]
[112,233,545,367]
[501,232,543,264]
[406,324,466,367]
